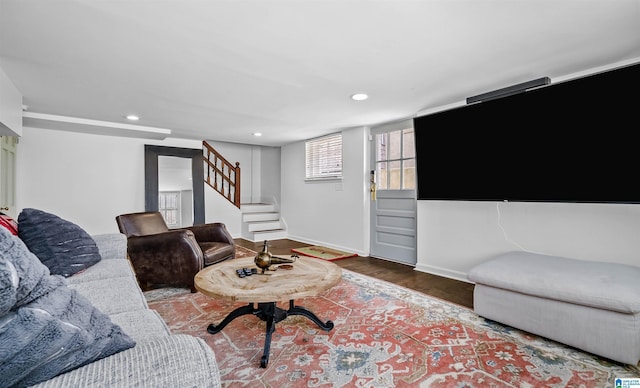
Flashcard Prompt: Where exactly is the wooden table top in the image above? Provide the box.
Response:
[194,256,343,303]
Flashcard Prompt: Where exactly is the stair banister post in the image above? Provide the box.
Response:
[234,162,241,207]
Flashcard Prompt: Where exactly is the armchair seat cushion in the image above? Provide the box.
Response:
[200,242,235,266]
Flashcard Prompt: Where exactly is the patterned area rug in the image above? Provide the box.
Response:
[146,261,639,387]
[291,246,358,261]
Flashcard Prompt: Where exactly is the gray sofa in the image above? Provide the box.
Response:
[6,232,221,387]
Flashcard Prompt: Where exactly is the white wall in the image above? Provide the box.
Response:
[281,126,370,255]
[0,66,23,136]
[260,146,281,205]
[16,127,244,235]
[18,125,640,283]
[417,200,640,282]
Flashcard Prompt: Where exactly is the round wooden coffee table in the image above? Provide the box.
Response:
[194,255,342,368]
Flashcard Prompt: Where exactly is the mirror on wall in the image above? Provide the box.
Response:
[144,145,205,225]
[158,156,193,227]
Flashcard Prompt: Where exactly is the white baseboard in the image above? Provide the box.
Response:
[414,263,473,284]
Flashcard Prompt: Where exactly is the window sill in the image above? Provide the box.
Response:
[305,177,343,183]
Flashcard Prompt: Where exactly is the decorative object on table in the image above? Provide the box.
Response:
[254,240,296,273]
[291,245,357,261]
[150,269,640,387]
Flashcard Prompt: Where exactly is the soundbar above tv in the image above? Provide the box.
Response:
[413,62,640,204]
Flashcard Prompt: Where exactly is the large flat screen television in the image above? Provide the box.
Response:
[413,62,640,203]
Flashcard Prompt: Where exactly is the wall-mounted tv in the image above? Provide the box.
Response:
[413,62,640,203]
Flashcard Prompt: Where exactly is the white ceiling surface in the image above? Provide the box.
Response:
[1,1,639,147]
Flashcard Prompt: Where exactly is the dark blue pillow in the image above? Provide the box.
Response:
[17,208,101,277]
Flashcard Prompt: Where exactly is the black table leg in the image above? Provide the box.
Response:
[207,303,256,334]
[207,300,334,368]
[260,303,277,368]
[285,300,334,331]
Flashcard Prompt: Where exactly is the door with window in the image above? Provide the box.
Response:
[370,121,417,265]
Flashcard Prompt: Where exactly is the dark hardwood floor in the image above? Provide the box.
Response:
[234,238,475,309]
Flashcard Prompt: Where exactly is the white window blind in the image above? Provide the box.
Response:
[305,133,343,180]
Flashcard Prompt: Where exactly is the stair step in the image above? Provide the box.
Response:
[240,203,286,241]
[243,212,280,222]
[248,220,281,232]
[251,229,288,241]
[241,203,275,213]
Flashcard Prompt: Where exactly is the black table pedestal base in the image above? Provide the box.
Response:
[207,300,334,368]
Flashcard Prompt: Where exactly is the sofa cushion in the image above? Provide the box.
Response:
[110,310,172,342]
[17,208,102,277]
[69,277,149,315]
[0,227,136,388]
[30,335,221,388]
[66,259,134,285]
[91,233,127,260]
[467,251,640,314]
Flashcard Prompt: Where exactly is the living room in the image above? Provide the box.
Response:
[2,1,640,385]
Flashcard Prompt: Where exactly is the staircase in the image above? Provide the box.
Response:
[201,141,286,241]
[241,203,287,241]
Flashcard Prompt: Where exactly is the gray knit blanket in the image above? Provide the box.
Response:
[0,227,135,388]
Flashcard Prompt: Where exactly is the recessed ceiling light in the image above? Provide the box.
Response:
[125,114,140,121]
[351,93,368,101]
[253,132,262,137]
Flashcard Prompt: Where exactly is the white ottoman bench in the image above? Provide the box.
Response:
[467,251,640,365]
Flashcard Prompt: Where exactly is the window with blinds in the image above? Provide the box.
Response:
[305,133,343,180]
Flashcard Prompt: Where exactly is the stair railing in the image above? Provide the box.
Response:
[203,141,241,208]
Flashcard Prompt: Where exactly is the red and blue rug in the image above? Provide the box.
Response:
[147,258,639,387]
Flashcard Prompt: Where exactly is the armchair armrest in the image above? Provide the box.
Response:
[183,223,234,246]
[126,230,204,290]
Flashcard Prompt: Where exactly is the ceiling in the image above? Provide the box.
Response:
[1,0,639,147]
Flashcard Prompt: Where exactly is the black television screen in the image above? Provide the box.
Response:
[413,62,640,203]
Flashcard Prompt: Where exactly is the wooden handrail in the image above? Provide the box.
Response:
[202,141,241,208]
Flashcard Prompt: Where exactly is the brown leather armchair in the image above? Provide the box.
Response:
[115,211,235,292]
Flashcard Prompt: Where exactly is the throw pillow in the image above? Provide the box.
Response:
[0,212,18,235]
[0,227,136,387]
[17,208,101,277]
